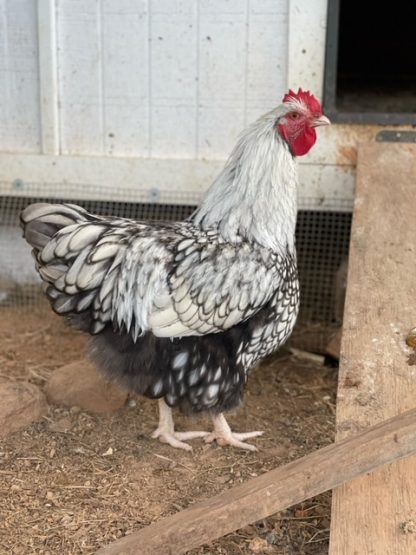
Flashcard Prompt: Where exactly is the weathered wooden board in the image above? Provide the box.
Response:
[329,143,416,554]
[95,408,416,555]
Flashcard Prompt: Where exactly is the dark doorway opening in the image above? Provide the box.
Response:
[324,0,416,124]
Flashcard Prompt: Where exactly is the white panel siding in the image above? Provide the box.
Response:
[0,0,290,161]
[198,0,248,158]
[37,0,59,154]
[0,0,360,233]
[102,0,149,156]
[288,0,327,99]
[0,0,41,153]
[55,0,289,159]
[57,0,103,154]
[246,0,288,122]
[0,153,354,208]
[150,0,198,158]
[197,0,288,159]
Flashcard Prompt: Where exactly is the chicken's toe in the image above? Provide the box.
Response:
[231,431,263,440]
[150,399,210,450]
[206,413,263,451]
[173,430,210,440]
[151,428,194,451]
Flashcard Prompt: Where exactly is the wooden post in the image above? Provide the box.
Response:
[96,408,416,555]
[329,143,416,554]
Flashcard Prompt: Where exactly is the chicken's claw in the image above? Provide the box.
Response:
[151,399,209,451]
[206,413,263,451]
[152,428,210,451]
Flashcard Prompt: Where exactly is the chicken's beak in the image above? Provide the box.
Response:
[312,115,331,127]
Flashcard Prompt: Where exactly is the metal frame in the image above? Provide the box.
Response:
[323,0,416,125]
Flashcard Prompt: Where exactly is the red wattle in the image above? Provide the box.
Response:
[278,124,317,157]
[291,127,317,156]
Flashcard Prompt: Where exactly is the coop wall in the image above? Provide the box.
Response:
[0,0,353,204]
[1,0,290,158]
[0,0,352,351]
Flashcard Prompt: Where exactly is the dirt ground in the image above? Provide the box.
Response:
[0,304,337,555]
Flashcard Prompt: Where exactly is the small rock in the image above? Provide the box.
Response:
[48,416,72,433]
[406,328,416,349]
[248,537,273,554]
[400,520,416,534]
[265,531,279,545]
[294,508,309,518]
[45,360,128,414]
[0,381,48,438]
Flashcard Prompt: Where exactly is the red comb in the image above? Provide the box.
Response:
[283,88,322,115]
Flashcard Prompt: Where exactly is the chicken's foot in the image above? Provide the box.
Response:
[151,398,209,451]
[204,413,263,451]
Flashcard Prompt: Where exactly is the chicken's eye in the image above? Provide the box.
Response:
[289,112,300,119]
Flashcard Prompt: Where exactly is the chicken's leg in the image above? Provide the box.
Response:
[151,398,210,451]
[204,413,263,451]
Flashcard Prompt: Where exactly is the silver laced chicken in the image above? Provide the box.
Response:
[21,88,329,451]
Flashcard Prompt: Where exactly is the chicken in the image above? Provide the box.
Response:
[21,88,329,451]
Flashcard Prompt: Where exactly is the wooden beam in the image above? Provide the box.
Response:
[329,143,416,554]
[96,408,416,555]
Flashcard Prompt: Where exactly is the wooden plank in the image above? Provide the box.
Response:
[329,143,416,554]
[37,0,59,155]
[95,408,416,555]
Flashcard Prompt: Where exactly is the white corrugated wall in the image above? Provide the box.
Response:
[0,0,288,158]
[0,0,354,207]
[0,0,41,153]
[0,0,357,308]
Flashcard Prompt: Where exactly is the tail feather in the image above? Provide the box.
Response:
[21,202,180,342]
[23,225,53,251]
[21,202,86,222]
[20,202,119,332]
[21,202,91,254]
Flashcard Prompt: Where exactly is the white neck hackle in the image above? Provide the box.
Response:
[193,107,298,254]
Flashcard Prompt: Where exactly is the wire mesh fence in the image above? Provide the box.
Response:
[0,192,352,352]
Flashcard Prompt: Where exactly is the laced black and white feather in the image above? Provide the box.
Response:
[21,203,285,342]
